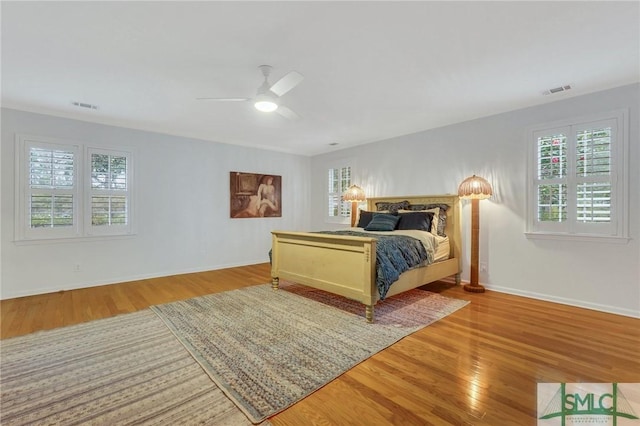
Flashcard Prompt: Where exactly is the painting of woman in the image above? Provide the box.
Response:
[230,172,281,218]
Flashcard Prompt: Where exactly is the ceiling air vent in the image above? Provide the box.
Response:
[543,85,572,96]
[72,101,98,110]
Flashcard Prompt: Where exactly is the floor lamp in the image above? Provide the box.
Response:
[458,175,493,293]
[342,185,366,227]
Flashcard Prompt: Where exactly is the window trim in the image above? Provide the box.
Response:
[525,109,629,243]
[14,134,136,242]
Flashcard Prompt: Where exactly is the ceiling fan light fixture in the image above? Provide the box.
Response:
[254,94,278,112]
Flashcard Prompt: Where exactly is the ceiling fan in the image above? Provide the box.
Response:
[197,65,304,120]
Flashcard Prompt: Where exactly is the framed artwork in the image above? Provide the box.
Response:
[230,172,282,218]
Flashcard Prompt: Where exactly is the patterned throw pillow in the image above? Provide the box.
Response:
[364,214,400,231]
[375,200,410,214]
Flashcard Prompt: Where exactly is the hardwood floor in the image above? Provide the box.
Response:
[2,264,639,425]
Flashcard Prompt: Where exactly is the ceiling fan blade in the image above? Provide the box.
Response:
[196,97,250,101]
[276,105,301,120]
[269,71,304,97]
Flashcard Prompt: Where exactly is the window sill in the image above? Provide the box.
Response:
[524,232,630,244]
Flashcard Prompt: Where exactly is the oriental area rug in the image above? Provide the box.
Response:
[151,283,469,424]
[0,310,262,426]
[1,282,468,425]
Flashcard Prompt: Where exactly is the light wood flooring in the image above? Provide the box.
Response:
[2,263,639,425]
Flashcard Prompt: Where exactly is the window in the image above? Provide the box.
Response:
[22,141,80,239]
[327,166,351,223]
[16,134,134,241]
[86,148,132,235]
[527,110,628,242]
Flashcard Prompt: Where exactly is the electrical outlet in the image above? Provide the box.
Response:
[480,262,488,273]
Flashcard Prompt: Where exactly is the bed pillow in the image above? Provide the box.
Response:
[364,213,400,231]
[356,210,373,228]
[407,203,448,236]
[396,211,434,232]
[400,208,440,235]
[356,210,374,228]
[356,210,389,228]
[375,200,410,214]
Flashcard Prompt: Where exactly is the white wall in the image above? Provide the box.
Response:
[3,85,638,316]
[310,84,640,318]
[1,108,311,299]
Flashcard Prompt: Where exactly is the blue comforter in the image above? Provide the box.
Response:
[317,231,430,299]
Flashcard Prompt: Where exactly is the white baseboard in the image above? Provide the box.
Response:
[0,259,270,300]
[482,283,640,319]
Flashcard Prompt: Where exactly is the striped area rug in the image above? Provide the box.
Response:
[152,283,469,424]
[0,310,264,425]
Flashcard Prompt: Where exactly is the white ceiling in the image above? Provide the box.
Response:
[2,1,639,156]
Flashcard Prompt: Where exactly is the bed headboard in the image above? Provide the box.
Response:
[365,194,461,262]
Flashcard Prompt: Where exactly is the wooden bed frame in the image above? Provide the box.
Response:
[270,195,462,322]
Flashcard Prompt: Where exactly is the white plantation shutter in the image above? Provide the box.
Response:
[328,168,339,217]
[535,129,568,231]
[573,119,616,235]
[87,148,132,235]
[22,140,80,239]
[528,112,626,240]
[576,182,610,222]
[29,147,76,228]
[327,166,352,222]
[339,166,351,218]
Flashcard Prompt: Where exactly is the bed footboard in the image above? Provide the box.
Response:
[271,231,378,320]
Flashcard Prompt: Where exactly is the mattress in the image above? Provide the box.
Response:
[433,235,450,262]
